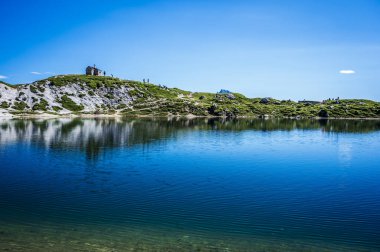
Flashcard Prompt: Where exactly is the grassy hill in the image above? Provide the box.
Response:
[1,75,380,118]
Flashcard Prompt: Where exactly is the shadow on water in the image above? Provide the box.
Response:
[0,117,380,159]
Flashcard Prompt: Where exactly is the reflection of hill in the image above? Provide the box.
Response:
[200,118,380,133]
[0,118,379,159]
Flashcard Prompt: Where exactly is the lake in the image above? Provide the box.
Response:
[0,118,379,251]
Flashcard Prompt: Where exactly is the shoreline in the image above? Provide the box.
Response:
[1,112,380,120]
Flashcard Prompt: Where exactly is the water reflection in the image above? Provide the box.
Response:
[0,118,379,159]
[1,117,380,251]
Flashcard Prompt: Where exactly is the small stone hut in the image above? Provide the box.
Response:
[86,65,104,76]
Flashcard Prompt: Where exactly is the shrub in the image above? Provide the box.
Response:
[60,95,84,111]
[105,94,115,99]
[29,85,38,93]
[32,98,49,111]
[0,101,10,109]
[12,101,28,110]
[116,104,127,109]
[52,106,62,112]
[37,86,45,93]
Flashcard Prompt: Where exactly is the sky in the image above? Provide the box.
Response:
[1,0,380,100]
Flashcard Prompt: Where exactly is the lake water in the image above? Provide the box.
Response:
[0,118,379,251]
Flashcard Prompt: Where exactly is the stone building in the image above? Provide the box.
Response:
[86,65,104,76]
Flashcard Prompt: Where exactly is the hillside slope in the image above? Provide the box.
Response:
[1,75,380,118]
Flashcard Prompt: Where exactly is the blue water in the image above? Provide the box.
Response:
[0,118,380,251]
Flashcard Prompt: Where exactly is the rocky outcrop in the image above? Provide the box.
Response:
[0,77,132,115]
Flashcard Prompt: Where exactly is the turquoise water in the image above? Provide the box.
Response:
[0,118,379,251]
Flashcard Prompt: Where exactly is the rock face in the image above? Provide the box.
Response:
[0,77,132,114]
[0,83,18,105]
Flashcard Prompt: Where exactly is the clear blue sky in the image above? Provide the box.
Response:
[1,0,379,100]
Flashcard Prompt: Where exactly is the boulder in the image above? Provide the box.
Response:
[318,109,329,118]
[226,94,235,100]
[260,98,270,104]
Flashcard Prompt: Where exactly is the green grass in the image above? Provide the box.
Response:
[47,75,125,89]
[1,81,27,89]
[127,89,380,118]
[1,81,17,89]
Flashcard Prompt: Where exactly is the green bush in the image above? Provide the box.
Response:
[37,86,45,93]
[60,95,84,111]
[29,85,38,93]
[12,101,28,110]
[52,106,63,112]
[32,98,49,111]
[116,104,127,109]
[0,101,10,109]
